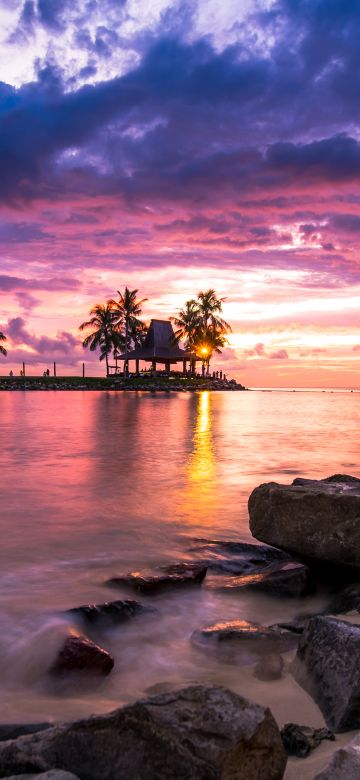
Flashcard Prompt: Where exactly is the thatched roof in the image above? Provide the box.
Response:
[117,319,199,363]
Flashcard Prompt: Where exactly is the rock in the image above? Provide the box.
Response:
[3,772,80,780]
[106,563,207,594]
[245,562,316,598]
[253,654,284,681]
[249,475,360,569]
[280,723,334,757]
[192,620,298,665]
[212,562,315,598]
[50,634,114,676]
[66,599,157,628]
[324,583,360,615]
[313,734,360,779]
[0,686,287,780]
[0,724,51,742]
[292,616,360,731]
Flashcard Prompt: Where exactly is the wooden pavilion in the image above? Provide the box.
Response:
[113,319,202,375]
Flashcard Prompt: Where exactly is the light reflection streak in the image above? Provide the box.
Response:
[187,391,215,485]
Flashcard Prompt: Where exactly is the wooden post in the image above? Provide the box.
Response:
[135,359,139,375]
[22,361,25,377]
[152,359,156,375]
[82,362,85,378]
[53,362,56,378]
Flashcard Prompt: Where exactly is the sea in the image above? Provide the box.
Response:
[0,389,359,777]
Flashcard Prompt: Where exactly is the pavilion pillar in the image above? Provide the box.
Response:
[135,359,139,375]
[152,359,157,375]
[191,359,195,375]
[183,359,186,375]
[165,360,170,372]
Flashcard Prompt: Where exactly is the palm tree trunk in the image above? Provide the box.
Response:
[105,352,109,376]
[125,321,128,376]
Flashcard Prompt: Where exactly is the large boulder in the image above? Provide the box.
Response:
[0,686,287,780]
[248,475,360,569]
[292,616,360,731]
[313,734,360,779]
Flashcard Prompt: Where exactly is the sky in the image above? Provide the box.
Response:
[0,0,360,386]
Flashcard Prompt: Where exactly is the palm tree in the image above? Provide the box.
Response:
[173,290,231,374]
[0,331,7,356]
[79,304,120,376]
[197,289,231,334]
[108,287,147,373]
[171,300,200,349]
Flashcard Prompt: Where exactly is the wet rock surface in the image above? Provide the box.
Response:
[292,616,360,731]
[248,475,360,569]
[66,599,157,628]
[0,686,287,780]
[50,634,114,677]
[313,734,360,779]
[280,723,334,757]
[208,562,315,598]
[192,620,298,664]
[106,563,207,594]
[324,583,360,615]
[0,724,52,743]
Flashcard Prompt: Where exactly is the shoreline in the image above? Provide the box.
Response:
[0,376,247,392]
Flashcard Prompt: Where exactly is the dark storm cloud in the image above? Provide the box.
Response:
[2,0,360,207]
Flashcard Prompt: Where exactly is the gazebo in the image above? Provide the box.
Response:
[114,319,202,375]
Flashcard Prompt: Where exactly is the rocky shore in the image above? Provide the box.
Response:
[2,473,360,778]
[0,376,246,392]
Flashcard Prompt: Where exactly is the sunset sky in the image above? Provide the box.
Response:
[0,0,360,386]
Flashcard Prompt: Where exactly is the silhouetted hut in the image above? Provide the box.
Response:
[116,319,200,375]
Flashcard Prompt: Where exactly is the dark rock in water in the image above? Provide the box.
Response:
[325,583,360,615]
[0,724,52,742]
[253,654,284,681]
[292,616,360,731]
[66,599,157,628]
[271,619,306,635]
[0,686,287,780]
[281,723,334,757]
[50,634,114,676]
[189,539,290,562]
[192,620,298,665]
[313,734,360,779]
[106,563,207,594]
[249,475,360,569]
[211,562,316,598]
[246,562,316,598]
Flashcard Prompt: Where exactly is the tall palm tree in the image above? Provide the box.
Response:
[197,289,231,334]
[108,287,147,373]
[0,331,7,356]
[171,300,200,349]
[173,290,231,373]
[79,304,120,376]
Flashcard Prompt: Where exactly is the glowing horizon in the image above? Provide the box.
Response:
[0,0,360,388]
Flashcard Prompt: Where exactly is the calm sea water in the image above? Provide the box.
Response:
[0,390,359,758]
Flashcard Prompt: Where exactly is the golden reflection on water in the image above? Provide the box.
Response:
[187,391,215,485]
